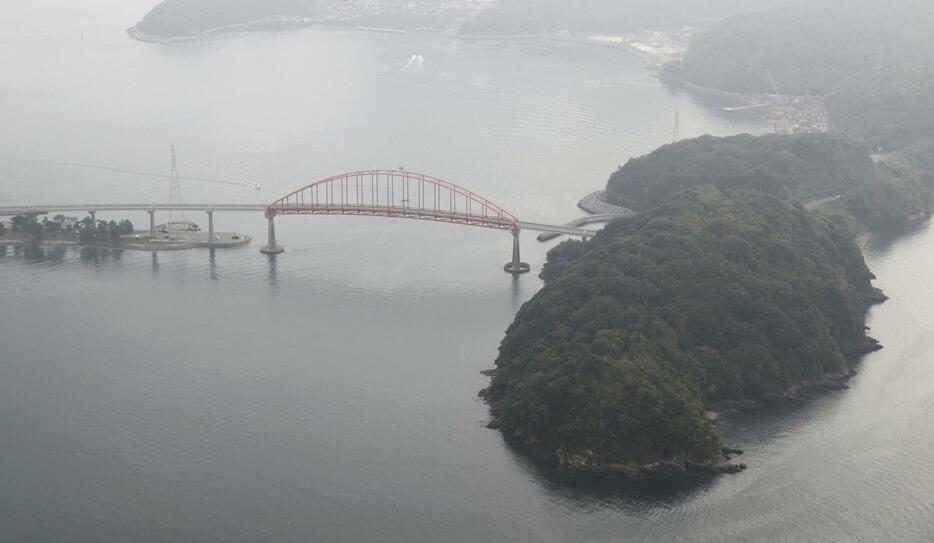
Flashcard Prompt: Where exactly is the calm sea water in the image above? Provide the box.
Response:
[2,2,933,542]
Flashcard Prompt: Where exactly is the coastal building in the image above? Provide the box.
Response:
[157,221,201,232]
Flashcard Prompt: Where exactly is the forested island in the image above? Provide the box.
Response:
[485,191,884,477]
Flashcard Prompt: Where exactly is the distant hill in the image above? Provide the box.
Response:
[828,67,934,153]
[606,133,875,209]
[605,133,934,230]
[666,1,934,95]
[458,0,788,36]
[131,0,319,39]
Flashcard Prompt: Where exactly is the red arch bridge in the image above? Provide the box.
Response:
[0,170,604,274]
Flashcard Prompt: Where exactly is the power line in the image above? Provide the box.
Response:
[0,155,261,190]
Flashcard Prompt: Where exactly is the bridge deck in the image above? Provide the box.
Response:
[0,204,269,214]
[0,203,599,238]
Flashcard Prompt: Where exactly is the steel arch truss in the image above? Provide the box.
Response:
[267,170,518,230]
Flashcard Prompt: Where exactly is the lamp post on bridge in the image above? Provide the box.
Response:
[504,227,530,274]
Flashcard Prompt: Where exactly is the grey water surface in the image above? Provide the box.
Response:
[3,2,933,541]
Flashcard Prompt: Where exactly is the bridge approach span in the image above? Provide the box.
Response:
[0,203,597,238]
[0,170,600,273]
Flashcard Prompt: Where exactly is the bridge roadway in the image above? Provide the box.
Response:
[535,212,632,242]
[0,203,600,238]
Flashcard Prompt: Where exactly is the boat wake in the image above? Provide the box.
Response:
[402,54,425,71]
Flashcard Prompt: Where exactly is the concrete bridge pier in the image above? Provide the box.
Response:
[260,212,285,255]
[148,210,156,239]
[206,210,214,247]
[504,227,530,274]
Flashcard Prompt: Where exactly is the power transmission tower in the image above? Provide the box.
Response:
[672,109,681,143]
[168,144,185,225]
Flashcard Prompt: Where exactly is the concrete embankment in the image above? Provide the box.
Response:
[536,191,636,242]
[577,190,633,215]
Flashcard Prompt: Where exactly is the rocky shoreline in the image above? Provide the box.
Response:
[478,376,745,480]
[483,415,747,479]
[553,447,746,479]
[481,317,886,480]
[481,366,872,480]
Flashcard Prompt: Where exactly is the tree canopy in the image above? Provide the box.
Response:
[489,192,878,469]
[604,133,934,230]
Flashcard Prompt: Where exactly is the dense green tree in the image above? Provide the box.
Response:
[10,215,44,241]
[42,218,60,239]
